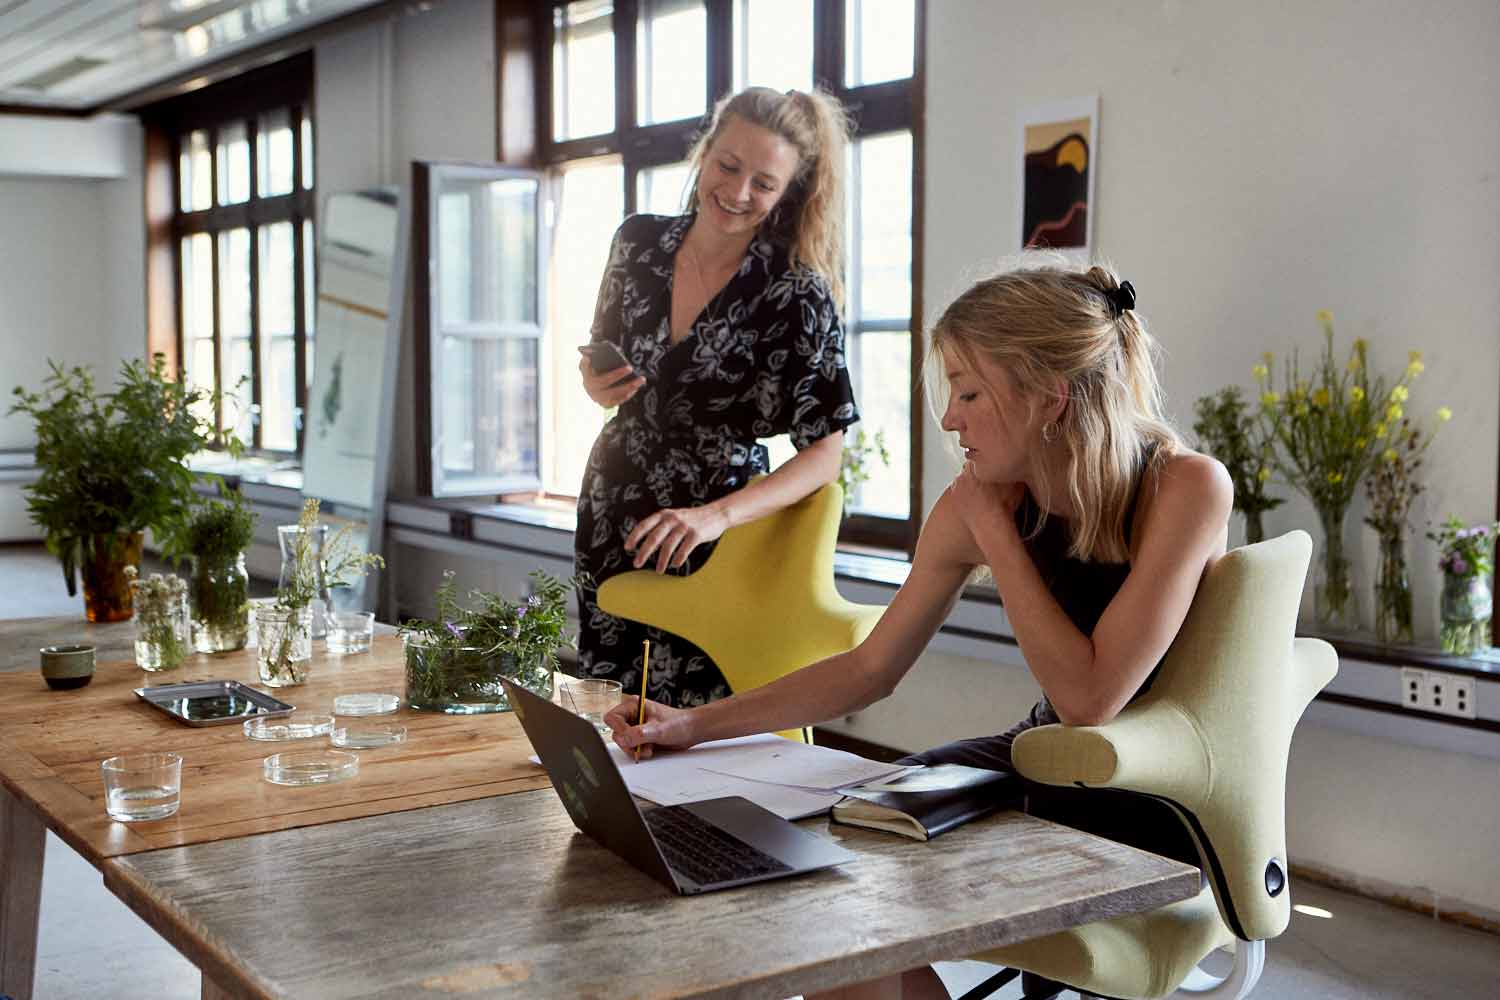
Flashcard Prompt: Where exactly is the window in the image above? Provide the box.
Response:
[490,1,923,548]
[142,54,316,455]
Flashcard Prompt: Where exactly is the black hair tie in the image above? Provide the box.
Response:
[1109,280,1136,317]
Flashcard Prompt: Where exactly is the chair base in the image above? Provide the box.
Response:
[952,941,1264,1000]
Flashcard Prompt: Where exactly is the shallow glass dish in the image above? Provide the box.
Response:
[243,711,334,742]
[330,723,407,749]
[263,749,359,786]
[332,692,401,717]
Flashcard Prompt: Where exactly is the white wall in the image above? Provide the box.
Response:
[921,0,1500,636]
[0,116,145,537]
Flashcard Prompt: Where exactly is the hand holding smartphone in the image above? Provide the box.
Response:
[579,343,638,386]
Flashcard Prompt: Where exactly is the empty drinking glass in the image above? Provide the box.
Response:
[326,611,376,654]
[100,752,182,822]
[552,675,623,738]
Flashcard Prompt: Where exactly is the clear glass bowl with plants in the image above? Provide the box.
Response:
[258,499,383,687]
[401,570,579,714]
[125,567,190,672]
[172,488,258,653]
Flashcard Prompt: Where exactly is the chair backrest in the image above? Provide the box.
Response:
[597,482,885,737]
[1013,530,1338,941]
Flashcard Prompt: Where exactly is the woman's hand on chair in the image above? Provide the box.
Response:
[605,696,695,759]
[579,354,646,408]
[626,504,731,572]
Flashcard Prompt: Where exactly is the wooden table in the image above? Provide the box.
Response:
[2,617,1199,1000]
[0,624,549,999]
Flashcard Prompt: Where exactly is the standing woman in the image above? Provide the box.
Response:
[575,87,860,707]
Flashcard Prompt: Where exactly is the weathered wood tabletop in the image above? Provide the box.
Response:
[0,629,550,866]
[108,787,1200,1000]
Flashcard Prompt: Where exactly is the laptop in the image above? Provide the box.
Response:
[502,678,856,895]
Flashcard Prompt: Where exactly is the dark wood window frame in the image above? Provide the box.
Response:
[497,0,925,554]
[140,52,317,456]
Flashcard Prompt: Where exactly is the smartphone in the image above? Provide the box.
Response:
[578,342,636,381]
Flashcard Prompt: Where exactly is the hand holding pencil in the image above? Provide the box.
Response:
[604,645,699,760]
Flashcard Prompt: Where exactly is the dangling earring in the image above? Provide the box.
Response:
[1041,420,1060,444]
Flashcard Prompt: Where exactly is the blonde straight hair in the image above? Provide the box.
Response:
[931,263,1181,563]
[686,86,852,308]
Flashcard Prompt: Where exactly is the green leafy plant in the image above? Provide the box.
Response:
[9,356,230,595]
[400,570,581,710]
[838,429,892,516]
[1427,516,1498,582]
[1192,386,1283,543]
[176,488,259,642]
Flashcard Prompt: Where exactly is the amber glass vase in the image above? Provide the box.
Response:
[80,531,145,623]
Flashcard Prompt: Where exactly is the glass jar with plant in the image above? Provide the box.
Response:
[171,488,258,653]
[1193,385,1283,545]
[1363,409,1449,644]
[124,567,190,672]
[400,570,579,714]
[258,499,384,686]
[1426,516,1497,657]
[9,357,228,622]
[1256,313,1425,632]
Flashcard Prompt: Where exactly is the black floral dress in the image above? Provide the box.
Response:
[575,213,859,707]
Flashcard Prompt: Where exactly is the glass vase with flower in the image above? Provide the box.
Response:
[1256,312,1427,633]
[400,571,579,714]
[125,567,190,672]
[1427,516,1497,657]
[1193,385,1283,545]
[1363,410,1449,643]
[258,499,383,686]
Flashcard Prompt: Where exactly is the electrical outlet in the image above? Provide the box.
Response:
[1399,667,1477,719]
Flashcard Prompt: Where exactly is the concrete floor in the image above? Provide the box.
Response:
[7,542,1500,998]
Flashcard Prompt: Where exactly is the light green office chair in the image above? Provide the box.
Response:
[597,481,885,742]
[965,530,1338,1000]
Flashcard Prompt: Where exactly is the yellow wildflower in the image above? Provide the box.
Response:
[1252,364,1269,380]
[1386,404,1403,422]
[1383,449,1399,463]
[1257,467,1271,483]
[1316,309,1334,326]
[1353,337,1368,353]
[1326,471,1343,484]
[1436,406,1453,422]
[1346,354,1362,373]
[1349,386,1365,402]
[1354,438,1367,449]
[1262,351,1274,366]
[1374,422,1387,437]
[1408,350,1422,365]
[1389,385,1409,403]
[1406,359,1425,377]
[1261,391,1281,406]
[1295,404,1310,417]
[1312,388,1331,407]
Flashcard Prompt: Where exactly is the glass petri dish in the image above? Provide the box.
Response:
[263,749,359,786]
[330,723,407,749]
[332,692,401,717]
[243,712,335,742]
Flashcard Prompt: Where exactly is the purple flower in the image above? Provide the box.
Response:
[1452,557,1470,576]
[444,621,463,639]
[516,605,528,620]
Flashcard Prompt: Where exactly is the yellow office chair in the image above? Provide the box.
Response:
[596,481,886,742]
[965,530,1338,1000]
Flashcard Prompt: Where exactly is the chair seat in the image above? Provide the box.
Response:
[971,885,1236,1000]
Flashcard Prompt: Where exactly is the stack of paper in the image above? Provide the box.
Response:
[533,734,912,819]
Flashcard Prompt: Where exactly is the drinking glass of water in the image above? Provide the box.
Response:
[326,611,376,654]
[552,675,623,738]
[100,752,182,822]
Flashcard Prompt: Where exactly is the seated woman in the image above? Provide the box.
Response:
[605,262,1233,999]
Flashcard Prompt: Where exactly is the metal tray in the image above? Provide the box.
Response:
[134,680,296,727]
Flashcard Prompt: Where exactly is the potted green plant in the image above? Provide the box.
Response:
[258,499,383,686]
[838,429,892,518]
[172,488,258,653]
[9,356,225,622]
[400,570,579,714]
[1192,385,1283,545]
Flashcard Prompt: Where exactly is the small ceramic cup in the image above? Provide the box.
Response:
[41,644,97,690]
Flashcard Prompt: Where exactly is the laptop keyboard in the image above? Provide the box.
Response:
[645,806,794,886]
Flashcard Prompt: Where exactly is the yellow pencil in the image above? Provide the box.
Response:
[634,639,651,761]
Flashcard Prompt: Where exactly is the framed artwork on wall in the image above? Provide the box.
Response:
[1017,96,1099,261]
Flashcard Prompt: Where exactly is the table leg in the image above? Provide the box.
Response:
[0,784,45,1000]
